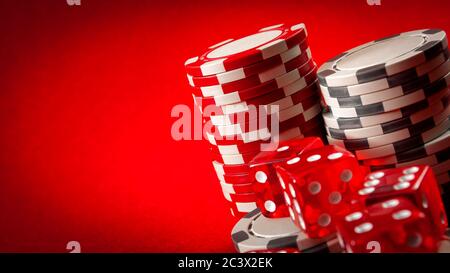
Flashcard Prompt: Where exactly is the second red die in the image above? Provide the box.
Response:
[356,165,448,236]
[336,197,439,253]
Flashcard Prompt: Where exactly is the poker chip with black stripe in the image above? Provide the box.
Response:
[322,56,449,107]
[326,98,449,140]
[231,208,342,253]
[334,118,448,160]
[323,93,449,130]
[320,48,449,98]
[318,29,448,87]
[368,148,449,172]
[327,113,449,151]
[327,74,449,118]
[362,130,449,166]
[231,208,300,253]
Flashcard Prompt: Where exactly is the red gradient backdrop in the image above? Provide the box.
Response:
[0,0,449,253]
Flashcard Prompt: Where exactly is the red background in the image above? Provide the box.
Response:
[0,0,449,253]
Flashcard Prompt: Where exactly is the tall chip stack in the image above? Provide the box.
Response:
[317,29,450,212]
[184,23,324,218]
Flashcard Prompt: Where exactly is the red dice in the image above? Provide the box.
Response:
[275,145,366,238]
[336,197,439,253]
[356,165,448,236]
[249,137,324,218]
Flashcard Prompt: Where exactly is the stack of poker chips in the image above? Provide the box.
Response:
[184,23,324,217]
[317,29,450,205]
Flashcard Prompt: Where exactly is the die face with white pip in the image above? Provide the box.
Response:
[249,137,323,218]
[276,145,366,238]
[358,165,448,236]
[337,197,438,253]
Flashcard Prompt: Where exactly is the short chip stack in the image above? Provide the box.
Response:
[231,208,342,253]
[184,23,324,217]
[317,29,450,204]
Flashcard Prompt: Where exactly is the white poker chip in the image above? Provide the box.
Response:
[320,49,449,98]
[362,129,450,166]
[336,118,449,160]
[327,112,449,150]
[318,29,448,87]
[323,92,449,130]
[328,75,449,118]
[322,57,449,107]
[326,101,449,139]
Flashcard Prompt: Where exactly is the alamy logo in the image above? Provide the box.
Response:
[67,0,81,6]
[367,0,381,5]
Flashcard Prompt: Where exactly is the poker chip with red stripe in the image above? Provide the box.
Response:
[206,92,322,128]
[187,43,310,87]
[207,115,324,147]
[185,23,308,77]
[209,105,322,140]
[188,45,312,88]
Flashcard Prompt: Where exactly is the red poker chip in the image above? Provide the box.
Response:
[210,124,324,176]
[192,58,316,98]
[220,181,255,194]
[201,69,318,107]
[200,68,318,122]
[223,192,259,203]
[211,121,324,160]
[215,169,252,184]
[217,171,256,185]
[240,79,319,109]
[277,120,326,143]
[210,139,271,155]
[186,42,309,88]
[188,44,312,88]
[211,149,260,166]
[206,97,322,141]
[185,23,308,77]
[193,77,318,130]
[213,160,251,175]
[209,106,321,143]
[195,79,319,118]
[192,69,319,121]
[205,126,272,146]
[194,83,318,126]
[206,109,323,147]
[280,111,324,133]
[210,118,324,166]
[207,94,321,132]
